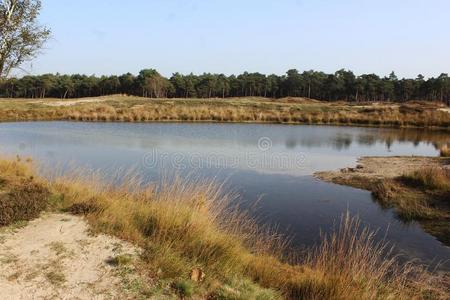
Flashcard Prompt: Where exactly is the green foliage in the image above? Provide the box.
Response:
[173,279,195,298]
[1,69,449,104]
[212,278,281,300]
[107,254,134,267]
[0,0,51,78]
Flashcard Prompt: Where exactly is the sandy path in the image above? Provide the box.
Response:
[30,97,109,107]
[0,213,140,300]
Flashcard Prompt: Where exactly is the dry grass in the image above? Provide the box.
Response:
[0,156,448,299]
[51,173,290,287]
[402,167,450,192]
[371,167,450,245]
[0,96,449,128]
[304,212,447,299]
[371,179,439,220]
[440,145,450,157]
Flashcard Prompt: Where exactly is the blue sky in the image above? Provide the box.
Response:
[25,0,450,78]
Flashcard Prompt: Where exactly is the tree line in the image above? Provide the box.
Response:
[0,69,449,103]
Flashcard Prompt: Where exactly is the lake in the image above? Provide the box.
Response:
[0,122,449,269]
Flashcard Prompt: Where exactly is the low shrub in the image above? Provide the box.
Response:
[0,180,50,226]
[67,198,102,215]
[106,254,134,267]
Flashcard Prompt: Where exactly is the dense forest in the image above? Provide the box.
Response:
[0,69,449,104]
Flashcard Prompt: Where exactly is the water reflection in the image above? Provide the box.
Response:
[281,126,449,151]
[0,122,448,269]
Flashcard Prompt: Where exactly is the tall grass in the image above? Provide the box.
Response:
[304,212,445,299]
[49,171,292,294]
[0,156,448,299]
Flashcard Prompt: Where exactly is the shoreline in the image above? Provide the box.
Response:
[1,118,450,131]
[315,156,450,246]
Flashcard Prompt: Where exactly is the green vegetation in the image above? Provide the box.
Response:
[45,270,66,286]
[211,278,281,300]
[173,280,195,298]
[48,241,68,256]
[1,69,450,104]
[107,254,134,267]
[0,0,50,78]
[0,95,450,128]
[0,156,448,299]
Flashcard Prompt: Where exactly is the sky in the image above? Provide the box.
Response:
[22,0,450,78]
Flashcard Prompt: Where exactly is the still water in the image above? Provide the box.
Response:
[0,122,448,268]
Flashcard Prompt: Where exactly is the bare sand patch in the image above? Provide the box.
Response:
[31,97,109,107]
[0,213,140,299]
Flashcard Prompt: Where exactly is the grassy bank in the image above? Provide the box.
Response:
[373,167,450,245]
[0,156,448,299]
[0,95,450,128]
[316,157,450,246]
